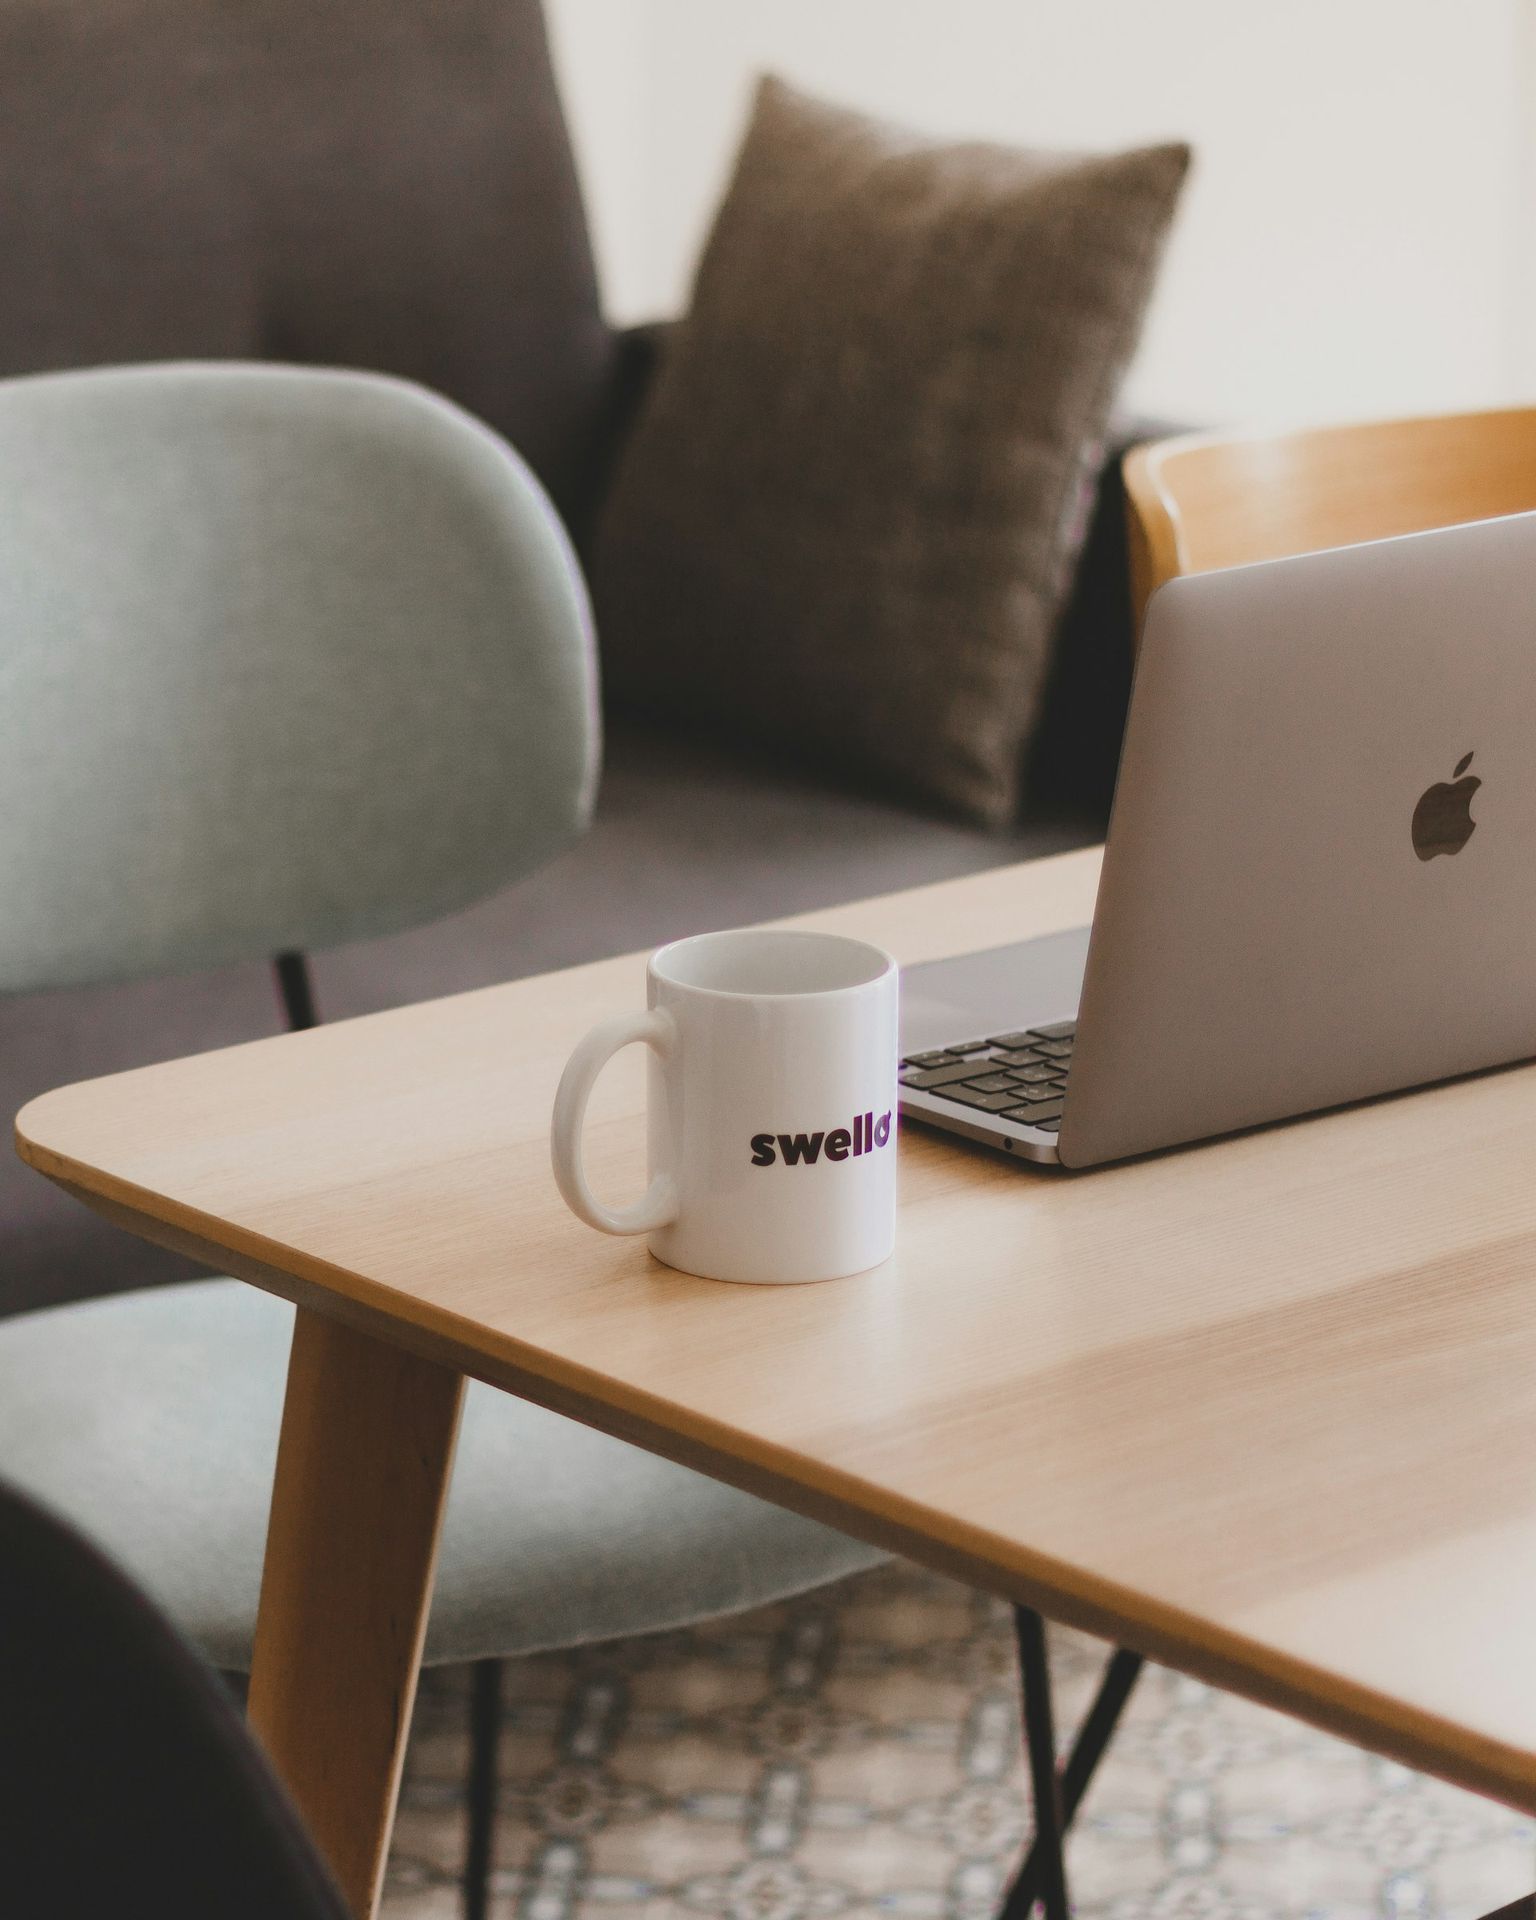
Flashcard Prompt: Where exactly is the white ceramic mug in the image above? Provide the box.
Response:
[551,928,899,1284]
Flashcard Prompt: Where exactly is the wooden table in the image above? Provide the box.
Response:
[17,847,1536,1917]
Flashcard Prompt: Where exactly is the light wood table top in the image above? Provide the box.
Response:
[19,846,1536,1882]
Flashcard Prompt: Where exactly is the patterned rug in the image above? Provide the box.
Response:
[383,1563,1535,1920]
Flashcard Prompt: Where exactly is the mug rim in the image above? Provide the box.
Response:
[648,927,896,1002]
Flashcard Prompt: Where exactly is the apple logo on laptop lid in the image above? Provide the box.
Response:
[1412,752,1480,861]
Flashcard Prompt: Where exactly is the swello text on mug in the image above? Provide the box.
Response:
[749,1109,893,1166]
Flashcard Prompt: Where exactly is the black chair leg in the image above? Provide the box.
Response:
[1000,1610,1144,1920]
[463,1657,502,1920]
[273,950,318,1033]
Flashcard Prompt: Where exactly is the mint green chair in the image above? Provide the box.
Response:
[0,364,883,1911]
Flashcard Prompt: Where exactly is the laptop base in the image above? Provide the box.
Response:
[897,926,1089,1165]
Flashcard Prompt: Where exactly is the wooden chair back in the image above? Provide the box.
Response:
[1123,408,1536,633]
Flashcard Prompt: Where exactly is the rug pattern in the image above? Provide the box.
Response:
[383,1564,1535,1920]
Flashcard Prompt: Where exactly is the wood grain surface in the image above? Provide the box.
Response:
[18,848,1536,1816]
[1124,407,1536,628]
[247,1309,463,1916]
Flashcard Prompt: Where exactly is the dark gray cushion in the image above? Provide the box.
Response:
[0,0,617,535]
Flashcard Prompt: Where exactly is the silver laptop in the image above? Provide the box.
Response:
[899,508,1536,1168]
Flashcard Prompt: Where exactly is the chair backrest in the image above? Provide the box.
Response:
[0,361,598,993]
[0,1475,350,1918]
[0,0,618,536]
[1123,408,1536,631]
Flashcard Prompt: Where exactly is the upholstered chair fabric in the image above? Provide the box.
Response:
[0,1280,883,1670]
[0,362,599,991]
[0,355,883,1677]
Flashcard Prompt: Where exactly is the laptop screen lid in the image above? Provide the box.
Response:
[1058,508,1536,1168]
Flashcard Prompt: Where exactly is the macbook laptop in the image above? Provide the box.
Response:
[898,508,1536,1167]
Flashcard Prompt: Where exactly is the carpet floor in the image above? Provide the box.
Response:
[382,1563,1534,1920]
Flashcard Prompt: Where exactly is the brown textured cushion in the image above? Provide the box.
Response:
[592,78,1190,824]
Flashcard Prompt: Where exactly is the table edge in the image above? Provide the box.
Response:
[17,1128,1536,1819]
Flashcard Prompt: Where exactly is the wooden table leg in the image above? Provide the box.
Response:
[248,1306,465,1918]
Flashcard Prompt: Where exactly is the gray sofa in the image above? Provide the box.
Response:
[0,0,1176,1318]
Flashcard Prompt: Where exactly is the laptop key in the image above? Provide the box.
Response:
[965,1073,1016,1093]
[938,1087,1019,1112]
[990,1049,1041,1069]
[1034,1038,1072,1059]
[1004,1098,1064,1124]
[1010,1062,1057,1084]
[1028,1021,1077,1041]
[1035,1118,1062,1133]
[901,1059,991,1090]
[901,1050,957,1070]
[987,1032,1039,1050]
[945,1040,992,1056]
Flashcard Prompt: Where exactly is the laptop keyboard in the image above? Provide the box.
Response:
[898,1022,1075,1133]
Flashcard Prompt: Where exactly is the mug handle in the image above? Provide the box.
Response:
[551,1009,680,1235]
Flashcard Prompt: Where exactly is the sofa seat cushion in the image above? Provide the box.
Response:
[314,715,1103,1006]
[0,718,1099,1322]
[0,1278,885,1670]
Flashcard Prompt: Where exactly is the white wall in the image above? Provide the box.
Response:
[546,0,1535,430]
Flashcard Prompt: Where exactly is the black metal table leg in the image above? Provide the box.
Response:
[1055,1646,1143,1824]
[1000,1613,1144,1920]
[1014,1606,1070,1920]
